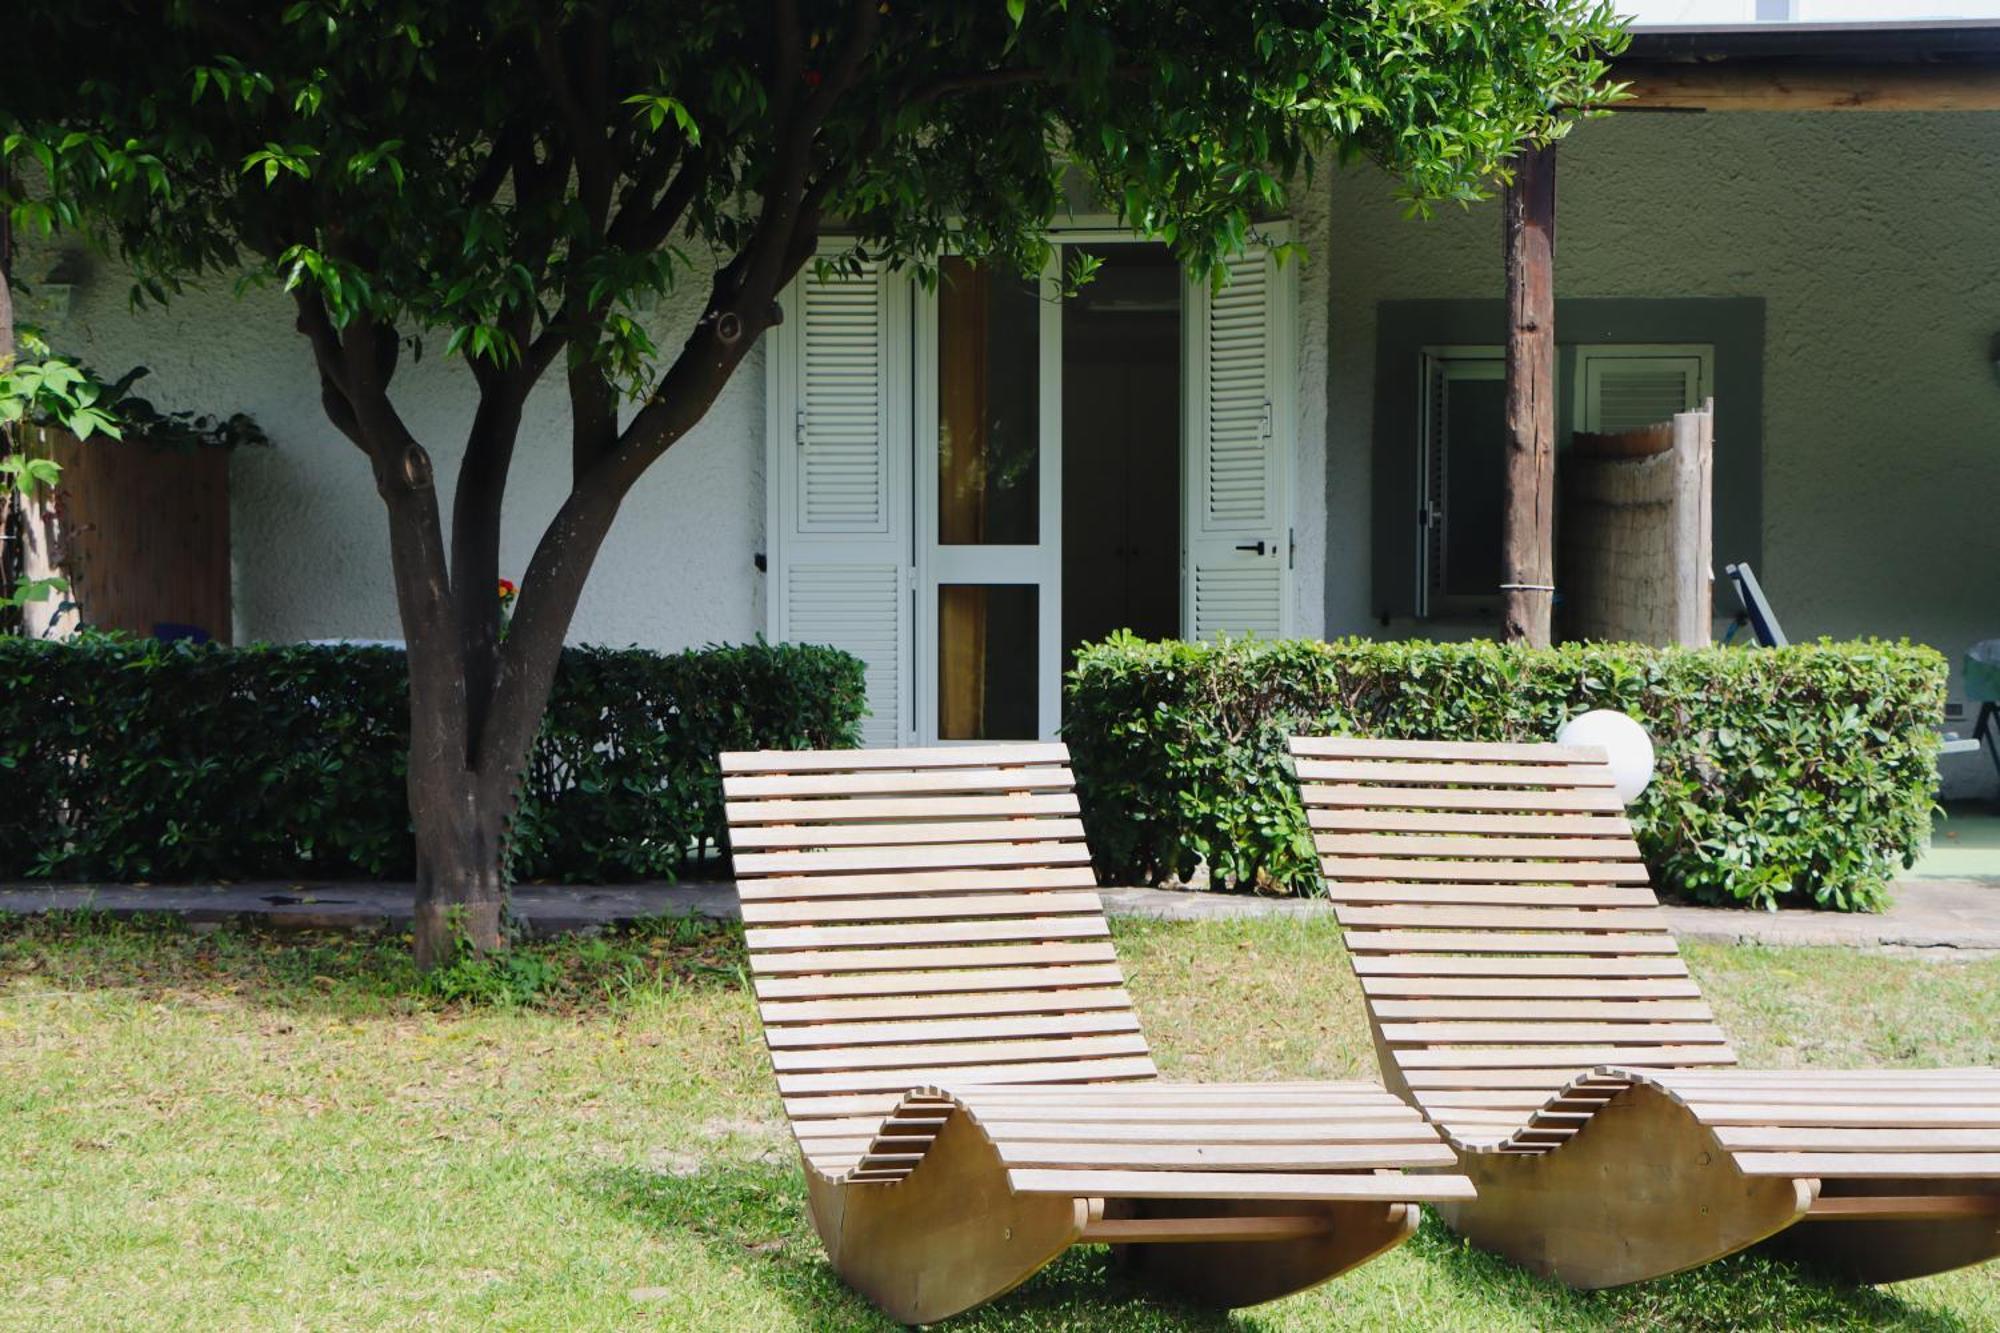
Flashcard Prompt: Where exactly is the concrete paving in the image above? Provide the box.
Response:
[3,876,1996,953]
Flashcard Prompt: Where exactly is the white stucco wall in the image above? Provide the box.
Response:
[31,247,766,651]
[30,189,1337,649]
[1325,110,2000,796]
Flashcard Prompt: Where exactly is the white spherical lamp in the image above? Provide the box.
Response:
[1557,709,1656,804]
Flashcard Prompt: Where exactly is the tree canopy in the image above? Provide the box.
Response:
[1,0,1625,963]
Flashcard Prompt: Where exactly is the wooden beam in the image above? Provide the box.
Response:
[1614,60,2000,113]
[1501,143,1557,648]
[1080,1214,1336,1244]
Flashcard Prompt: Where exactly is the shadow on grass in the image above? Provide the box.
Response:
[584,1160,1976,1333]
[0,907,747,1018]
[1400,1214,1973,1332]
[582,1160,1239,1332]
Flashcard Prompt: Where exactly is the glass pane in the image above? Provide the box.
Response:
[938,584,1039,740]
[1441,374,1506,600]
[1061,244,1181,665]
[938,256,1040,545]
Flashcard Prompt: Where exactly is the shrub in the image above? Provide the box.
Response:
[1064,634,1945,911]
[0,635,865,883]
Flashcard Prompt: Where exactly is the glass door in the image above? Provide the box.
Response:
[916,254,1062,741]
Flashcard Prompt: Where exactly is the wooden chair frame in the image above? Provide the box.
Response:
[1287,734,2000,1289]
[721,743,1473,1324]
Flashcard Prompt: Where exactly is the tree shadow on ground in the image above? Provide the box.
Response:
[0,908,744,1018]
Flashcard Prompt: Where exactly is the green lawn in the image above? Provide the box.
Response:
[3,912,1998,1331]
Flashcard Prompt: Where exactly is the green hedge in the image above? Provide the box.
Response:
[0,635,866,883]
[1064,634,1945,911]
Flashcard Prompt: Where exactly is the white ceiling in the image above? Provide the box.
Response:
[1624,0,2000,23]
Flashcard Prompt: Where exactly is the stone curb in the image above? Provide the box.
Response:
[2,878,1995,953]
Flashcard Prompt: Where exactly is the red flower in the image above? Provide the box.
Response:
[498,578,518,600]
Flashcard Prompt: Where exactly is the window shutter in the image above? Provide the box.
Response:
[1577,347,1711,433]
[1184,233,1293,639]
[767,256,913,746]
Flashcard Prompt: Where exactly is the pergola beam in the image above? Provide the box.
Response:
[1614,59,2000,112]
[1500,143,1557,649]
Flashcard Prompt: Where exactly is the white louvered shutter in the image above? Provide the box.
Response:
[1184,234,1293,639]
[767,256,913,746]
[1577,346,1711,433]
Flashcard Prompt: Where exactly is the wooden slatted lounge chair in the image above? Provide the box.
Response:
[720,742,1475,1324]
[1286,734,2000,1289]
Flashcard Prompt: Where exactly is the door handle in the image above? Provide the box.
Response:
[1235,541,1267,556]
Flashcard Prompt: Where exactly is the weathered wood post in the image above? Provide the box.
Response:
[1501,143,1557,646]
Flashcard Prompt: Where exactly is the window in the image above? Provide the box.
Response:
[1414,342,1711,618]
[1575,345,1713,434]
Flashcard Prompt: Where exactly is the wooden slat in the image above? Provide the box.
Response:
[995,1142,1460,1171]
[769,1033,1152,1074]
[1302,785,1624,814]
[1352,954,1690,978]
[752,941,1121,976]
[1343,931,1679,956]
[739,867,1099,901]
[1806,1195,2000,1221]
[1335,905,1664,931]
[1008,1169,1477,1203]
[1714,1128,2000,1152]
[727,793,1081,825]
[1379,1021,1728,1046]
[776,1055,1159,1095]
[764,1011,1142,1049]
[977,1120,1440,1144]
[754,962,1127,999]
[721,743,1067,773]
[1326,883,1658,908]
[746,916,1110,952]
[1687,1104,2000,1127]
[962,1104,1416,1124]
[742,891,1105,927]
[1403,1068,1645,1090]
[1079,1215,1334,1244]
[724,768,1074,799]
[1324,860,1651,886]
[1294,760,1616,788]
[1361,976,1701,999]
[1317,834,1644,861]
[1309,809,1633,837]
[1289,737,1604,763]
[1396,1045,1735,1070]
[1373,999,1714,1021]
[730,817,1084,849]
[735,842,1093,876]
[1734,1153,2000,1179]
[760,987,1134,1024]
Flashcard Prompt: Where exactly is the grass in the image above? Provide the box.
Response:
[2,910,1998,1330]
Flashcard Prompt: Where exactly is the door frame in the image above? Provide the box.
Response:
[912,251,1065,743]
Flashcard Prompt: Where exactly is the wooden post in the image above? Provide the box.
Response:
[1501,143,1557,647]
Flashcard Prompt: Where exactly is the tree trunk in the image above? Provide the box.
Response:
[1501,142,1558,647]
[407,750,509,970]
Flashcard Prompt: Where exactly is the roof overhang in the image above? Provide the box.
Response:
[1613,20,2000,111]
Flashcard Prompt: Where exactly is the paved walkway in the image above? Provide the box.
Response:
[3,877,1997,952]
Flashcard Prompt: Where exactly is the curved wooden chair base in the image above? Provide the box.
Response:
[1433,1082,1814,1289]
[804,1112,1086,1325]
[803,1111,1432,1323]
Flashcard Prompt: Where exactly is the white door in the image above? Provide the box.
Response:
[1183,230,1293,638]
[914,254,1062,741]
[765,254,915,747]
